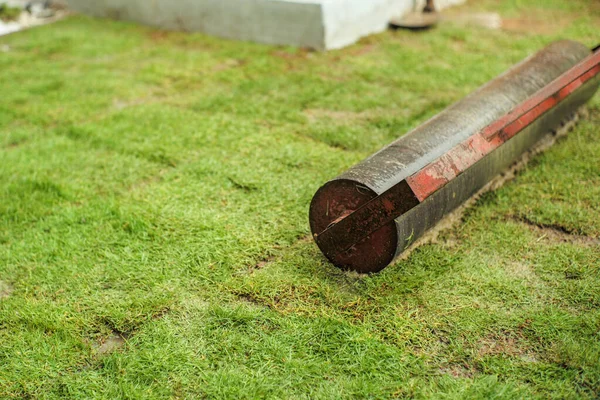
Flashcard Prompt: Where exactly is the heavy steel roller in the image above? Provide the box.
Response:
[309,40,600,273]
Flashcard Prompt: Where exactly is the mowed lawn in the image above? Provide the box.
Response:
[1,0,599,398]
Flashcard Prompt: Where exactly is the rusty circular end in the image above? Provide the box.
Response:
[309,179,398,274]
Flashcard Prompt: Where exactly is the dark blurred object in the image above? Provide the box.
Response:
[25,0,54,18]
[423,0,436,13]
[389,0,440,30]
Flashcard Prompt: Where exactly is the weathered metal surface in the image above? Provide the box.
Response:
[309,40,600,273]
[407,49,600,202]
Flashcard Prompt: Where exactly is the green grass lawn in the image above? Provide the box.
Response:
[1,0,599,398]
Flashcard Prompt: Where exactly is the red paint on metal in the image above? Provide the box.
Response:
[407,134,493,200]
[407,50,600,202]
[480,53,600,142]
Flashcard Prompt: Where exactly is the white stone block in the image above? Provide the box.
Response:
[66,0,465,50]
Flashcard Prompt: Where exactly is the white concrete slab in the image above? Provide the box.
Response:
[0,20,20,36]
[66,0,465,50]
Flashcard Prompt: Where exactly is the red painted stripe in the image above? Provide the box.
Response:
[407,51,600,202]
[480,53,600,142]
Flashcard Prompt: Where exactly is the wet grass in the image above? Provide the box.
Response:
[0,0,599,398]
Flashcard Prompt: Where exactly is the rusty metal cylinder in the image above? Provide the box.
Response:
[309,40,600,273]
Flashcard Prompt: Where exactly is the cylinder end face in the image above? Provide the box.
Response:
[309,179,398,273]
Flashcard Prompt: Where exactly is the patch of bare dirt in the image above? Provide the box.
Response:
[515,216,600,247]
[246,235,312,274]
[0,281,13,299]
[350,43,376,57]
[213,58,246,72]
[271,48,315,70]
[271,48,314,61]
[502,14,574,35]
[147,29,174,42]
[145,29,215,50]
[234,292,271,309]
[303,109,365,123]
[251,256,276,273]
[95,332,127,355]
[112,97,149,111]
[303,108,388,124]
[442,12,502,30]
[503,262,542,285]
[476,331,537,363]
[440,363,477,378]
[127,172,166,192]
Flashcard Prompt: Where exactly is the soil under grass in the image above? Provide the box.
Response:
[0,0,599,398]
